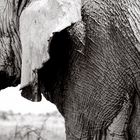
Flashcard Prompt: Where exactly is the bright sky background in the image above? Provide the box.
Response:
[0,85,57,114]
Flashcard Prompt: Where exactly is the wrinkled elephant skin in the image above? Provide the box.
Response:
[0,0,29,89]
[0,0,140,140]
[39,1,140,139]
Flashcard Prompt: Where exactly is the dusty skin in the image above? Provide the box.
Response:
[0,0,140,140]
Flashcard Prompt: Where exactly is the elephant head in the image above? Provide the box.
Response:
[0,0,140,140]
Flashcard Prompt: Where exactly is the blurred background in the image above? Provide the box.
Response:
[0,86,65,140]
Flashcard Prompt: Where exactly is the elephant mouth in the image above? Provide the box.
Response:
[0,71,20,90]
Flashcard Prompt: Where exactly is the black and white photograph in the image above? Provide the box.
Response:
[0,0,140,139]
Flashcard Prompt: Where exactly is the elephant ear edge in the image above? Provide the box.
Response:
[19,0,82,101]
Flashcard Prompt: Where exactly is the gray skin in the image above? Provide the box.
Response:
[0,0,140,140]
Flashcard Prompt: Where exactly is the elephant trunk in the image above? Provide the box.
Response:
[0,0,24,89]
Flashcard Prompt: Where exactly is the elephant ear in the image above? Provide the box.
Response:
[19,0,81,101]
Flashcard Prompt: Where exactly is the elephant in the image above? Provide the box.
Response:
[0,0,140,140]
